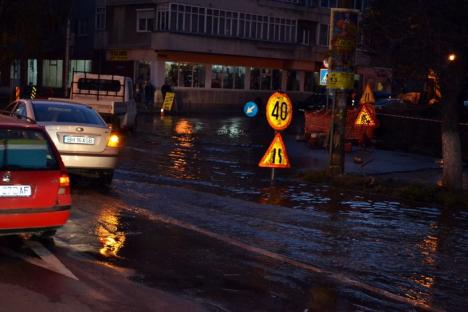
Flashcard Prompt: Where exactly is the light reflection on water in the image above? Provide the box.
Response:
[121,114,467,310]
[168,119,198,180]
[96,208,127,258]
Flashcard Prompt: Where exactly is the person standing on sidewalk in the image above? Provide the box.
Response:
[144,80,155,111]
[161,82,172,101]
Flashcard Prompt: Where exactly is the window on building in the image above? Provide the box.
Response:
[287,71,300,91]
[319,23,328,46]
[353,0,369,10]
[211,65,222,88]
[10,60,20,80]
[156,5,169,31]
[96,7,106,30]
[261,69,272,90]
[165,62,178,86]
[250,68,281,90]
[250,68,260,90]
[272,69,282,90]
[165,62,206,88]
[137,9,155,32]
[211,65,245,89]
[27,59,37,85]
[179,63,193,87]
[271,0,318,6]
[234,67,245,89]
[68,60,92,87]
[165,4,296,43]
[77,19,89,36]
[223,66,234,89]
[298,20,317,45]
[320,0,337,7]
[193,65,205,88]
[42,60,63,88]
[304,71,315,92]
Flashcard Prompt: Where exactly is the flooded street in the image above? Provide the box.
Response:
[1,113,465,312]
[106,114,467,311]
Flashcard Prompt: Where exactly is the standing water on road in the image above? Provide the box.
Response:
[114,114,467,311]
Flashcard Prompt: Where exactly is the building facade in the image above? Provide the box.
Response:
[0,0,97,101]
[98,0,381,112]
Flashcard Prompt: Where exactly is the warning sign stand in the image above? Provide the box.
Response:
[354,84,378,148]
[260,92,294,183]
[258,132,291,169]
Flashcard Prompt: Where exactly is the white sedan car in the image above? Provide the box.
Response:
[7,99,122,186]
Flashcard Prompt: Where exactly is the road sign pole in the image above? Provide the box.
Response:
[329,92,348,175]
[327,7,359,176]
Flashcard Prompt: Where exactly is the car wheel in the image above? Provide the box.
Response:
[98,170,114,187]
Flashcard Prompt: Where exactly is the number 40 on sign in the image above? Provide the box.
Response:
[266,92,293,131]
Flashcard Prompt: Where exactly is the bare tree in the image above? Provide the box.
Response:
[0,0,70,65]
[362,0,467,190]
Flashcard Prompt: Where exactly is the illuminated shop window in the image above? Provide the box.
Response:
[211,65,245,89]
[165,62,205,88]
[27,59,37,85]
[68,59,92,87]
[250,68,282,90]
[42,60,63,88]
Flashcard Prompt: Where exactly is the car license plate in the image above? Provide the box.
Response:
[0,185,32,197]
[63,135,95,145]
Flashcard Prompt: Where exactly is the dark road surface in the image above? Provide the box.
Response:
[0,114,467,311]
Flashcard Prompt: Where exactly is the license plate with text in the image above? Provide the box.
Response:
[0,185,32,197]
[63,136,95,145]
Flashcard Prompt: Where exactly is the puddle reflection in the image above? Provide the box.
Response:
[96,208,127,258]
[167,119,199,180]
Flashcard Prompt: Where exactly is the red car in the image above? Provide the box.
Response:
[0,115,71,237]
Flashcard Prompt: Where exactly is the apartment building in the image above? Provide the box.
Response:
[99,0,381,112]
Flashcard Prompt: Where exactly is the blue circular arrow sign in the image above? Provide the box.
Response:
[244,101,258,117]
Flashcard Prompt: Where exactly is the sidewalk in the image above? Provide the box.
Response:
[284,134,468,188]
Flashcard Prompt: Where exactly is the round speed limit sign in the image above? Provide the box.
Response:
[266,92,293,131]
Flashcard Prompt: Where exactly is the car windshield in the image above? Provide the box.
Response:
[32,102,106,126]
[0,128,59,170]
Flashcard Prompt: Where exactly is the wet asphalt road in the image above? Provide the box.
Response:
[0,113,467,311]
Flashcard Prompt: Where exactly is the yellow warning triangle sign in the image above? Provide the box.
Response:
[359,84,376,105]
[259,133,291,168]
[354,105,376,127]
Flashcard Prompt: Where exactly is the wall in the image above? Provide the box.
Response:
[161,88,312,113]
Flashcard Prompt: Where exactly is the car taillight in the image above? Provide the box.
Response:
[107,133,121,147]
[58,174,70,195]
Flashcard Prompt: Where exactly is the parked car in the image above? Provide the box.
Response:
[7,99,122,186]
[0,114,71,237]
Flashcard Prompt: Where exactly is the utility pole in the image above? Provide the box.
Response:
[64,16,71,97]
[328,0,358,175]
